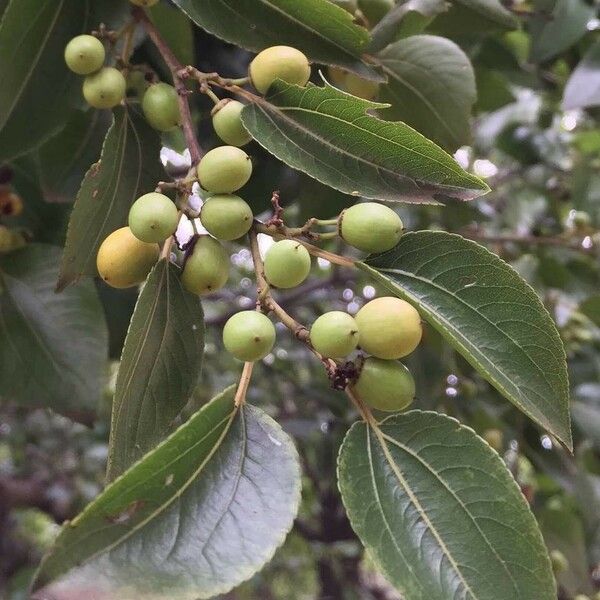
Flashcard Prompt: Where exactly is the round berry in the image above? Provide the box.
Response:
[352,357,415,412]
[197,146,253,194]
[355,297,422,359]
[212,99,252,147]
[200,194,253,241]
[310,311,359,358]
[83,67,126,109]
[64,35,105,75]
[344,73,379,100]
[181,236,229,296]
[130,0,159,6]
[223,311,276,362]
[128,192,179,243]
[339,202,403,253]
[96,227,159,288]
[249,46,311,94]
[264,239,311,289]
[142,83,181,132]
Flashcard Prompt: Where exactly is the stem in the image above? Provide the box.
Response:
[134,8,203,164]
[234,361,254,407]
[120,21,136,66]
[345,386,377,426]
[160,235,173,260]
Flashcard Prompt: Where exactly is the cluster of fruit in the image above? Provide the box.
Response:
[78,24,417,414]
[223,296,422,413]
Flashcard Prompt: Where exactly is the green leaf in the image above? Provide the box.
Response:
[0,0,89,161]
[37,109,113,204]
[33,388,301,600]
[148,2,195,67]
[171,0,380,80]
[0,244,107,422]
[453,0,518,27]
[359,231,572,449]
[57,106,163,290]
[581,295,600,327]
[368,0,448,53]
[106,259,204,481]
[338,410,556,599]
[377,35,476,152]
[241,82,489,203]
[529,0,595,63]
[563,40,600,110]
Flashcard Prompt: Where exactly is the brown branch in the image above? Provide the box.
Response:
[133,8,203,164]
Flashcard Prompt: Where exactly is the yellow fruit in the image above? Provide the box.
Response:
[249,46,311,94]
[96,227,159,288]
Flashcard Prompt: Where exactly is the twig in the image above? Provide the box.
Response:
[133,8,203,164]
[234,361,254,407]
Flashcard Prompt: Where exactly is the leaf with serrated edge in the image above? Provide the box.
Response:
[359,231,572,449]
[0,245,107,422]
[338,410,556,599]
[172,0,380,80]
[106,259,204,481]
[57,106,163,290]
[378,35,476,152]
[242,82,488,204]
[33,387,301,600]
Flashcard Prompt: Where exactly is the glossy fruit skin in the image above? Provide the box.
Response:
[181,236,229,296]
[197,146,253,194]
[355,296,422,359]
[264,239,311,289]
[128,192,179,243]
[130,0,159,5]
[96,227,159,289]
[83,67,126,109]
[339,202,403,253]
[352,357,415,412]
[310,311,359,358]
[64,35,105,75]
[200,195,253,241]
[249,46,311,94]
[142,83,181,132]
[223,311,276,361]
[344,73,379,100]
[212,100,252,147]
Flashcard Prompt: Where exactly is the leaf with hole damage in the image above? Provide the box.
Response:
[57,107,163,290]
[33,388,301,600]
[359,231,572,449]
[242,82,488,204]
[106,259,204,481]
[338,410,556,599]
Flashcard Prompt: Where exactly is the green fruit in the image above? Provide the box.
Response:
[355,296,422,359]
[212,100,252,147]
[200,195,253,241]
[352,357,415,412]
[197,146,253,193]
[549,549,568,575]
[128,192,179,243]
[83,67,126,109]
[181,236,229,296]
[96,227,159,288]
[64,35,105,75]
[344,73,379,100]
[130,0,159,5]
[310,311,359,358]
[249,46,311,94]
[142,83,181,132]
[264,239,311,289]
[339,202,403,253]
[223,311,276,361]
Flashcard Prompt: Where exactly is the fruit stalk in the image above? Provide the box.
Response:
[134,7,203,163]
